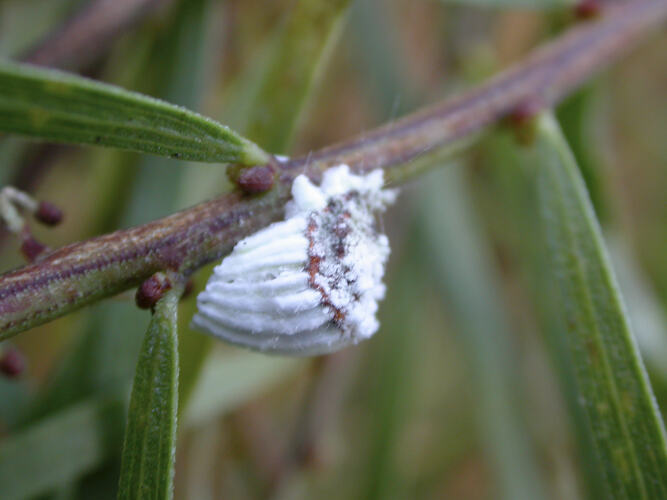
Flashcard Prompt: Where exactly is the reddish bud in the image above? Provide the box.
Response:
[237,166,275,194]
[1,348,25,378]
[21,234,47,262]
[35,201,63,226]
[507,97,544,145]
[508,98,543,126]
[136,273,172,310]
[575,0,602,20]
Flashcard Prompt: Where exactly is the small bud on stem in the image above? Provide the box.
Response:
[1,187,62,261]
[237,165,275,194]
[506,97,545,145]
[35,201,64,226]
[136,272,172,311]
[228,157,281,195]
[20,232,48,262]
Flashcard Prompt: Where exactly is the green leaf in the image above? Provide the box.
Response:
[0,396,125,500]
[417,165,546,500]
[533,113,667,498]
[0,60,269,165]
[556,84,609,222]
[361,240,422,500]
[348,0,414,117]
[184,350,303,428]
[243,0,352,153]
[117,283,182,500]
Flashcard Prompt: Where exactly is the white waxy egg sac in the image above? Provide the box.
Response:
[191,164,396,356]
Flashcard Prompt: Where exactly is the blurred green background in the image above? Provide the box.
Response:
[0,0,665,498]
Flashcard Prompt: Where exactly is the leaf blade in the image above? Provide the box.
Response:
[243,0,352,152]
[534,113,667,498]
[417,165,547,500]
[0,396,125,500]
[117,283,182,500]
[0,60,269,165]
[184,350,302,429]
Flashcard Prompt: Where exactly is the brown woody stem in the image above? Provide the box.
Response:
[1,0,665,339]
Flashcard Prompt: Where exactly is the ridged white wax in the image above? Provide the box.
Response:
[191,165,396,356]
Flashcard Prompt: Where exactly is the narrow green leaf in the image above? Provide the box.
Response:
[0,396,125,500]
[477,129,606,498]
[0,60,269,165]
[118,283,182,500]
[362,242,421,500]
[244,0,351,152]
[417,165,546,500]
[556,85,667,395]
[348,0,415,117]
[556,84,609,222]
[184,350,302,429]
[533,113,667,498]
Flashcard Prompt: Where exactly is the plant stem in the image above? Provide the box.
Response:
[1,0,665,340]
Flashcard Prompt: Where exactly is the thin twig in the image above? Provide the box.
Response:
[1,0,665,339]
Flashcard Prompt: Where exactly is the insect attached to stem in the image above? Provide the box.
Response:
[192,165,396,355]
